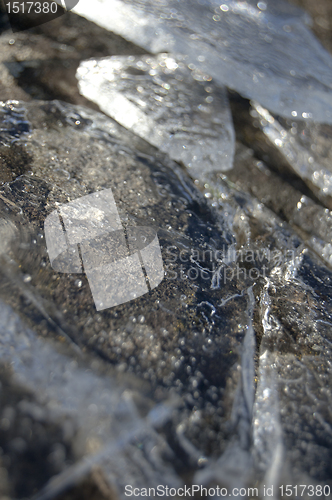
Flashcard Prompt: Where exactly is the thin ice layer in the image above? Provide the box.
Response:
[224,145,332,268]
[68,0,332,123]
[0,99,252,475]
[200,174,332,485]
[0,299,180,499]
[252,102,332,209]
[77,54,235,178]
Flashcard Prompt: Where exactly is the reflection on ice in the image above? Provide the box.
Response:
[77,54,235,179]
[70,0,332,123]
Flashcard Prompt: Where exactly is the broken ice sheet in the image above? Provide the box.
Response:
[69,0,332,123]
[77,54,235,179]
[199,175,332,485]
[223,144,332,268]
[252,102,332,209]
[0,299,180,499]
[0,99,257,482]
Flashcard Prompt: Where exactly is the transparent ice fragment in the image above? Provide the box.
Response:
[293,195,332,264]
[225,145,332,268]
[207,174,332,484]
[69,0,332,123]
[0,299,180,499]
[77,54,235,179]
[253,102,332,209]
[253,275,332,484]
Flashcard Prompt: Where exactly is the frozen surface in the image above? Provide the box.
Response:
[0,101,30,144]
[68,0,332,123]
[252,102,332,209]
[1,100,332,495]
[199,174,332,486]
[77,54,235,179]
[2,2,332,497]
[224,144,332,268]
[0,100,253,496]
[0,299,180,500]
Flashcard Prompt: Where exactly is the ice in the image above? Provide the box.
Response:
[252,102,332,209]
[1,92,332,492]
[195,287,256,490]
[199,172,332,485]
[67,0,332,123]
[254,274,332,484]
[253,283,286,488]
[293,196,332,266]
[77,54,235,179]
[222,144,332,268]
[3,0,332,495]
[0,299,180,499]
[0,99,256,494]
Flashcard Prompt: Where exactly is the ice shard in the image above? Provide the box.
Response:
[0,99,253,495]
[252,102,332,209]
[0,299,180,500]
[68,0,332,123]
[223,143,332,268]
[198,173,332,486]
[77,54,235,179]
